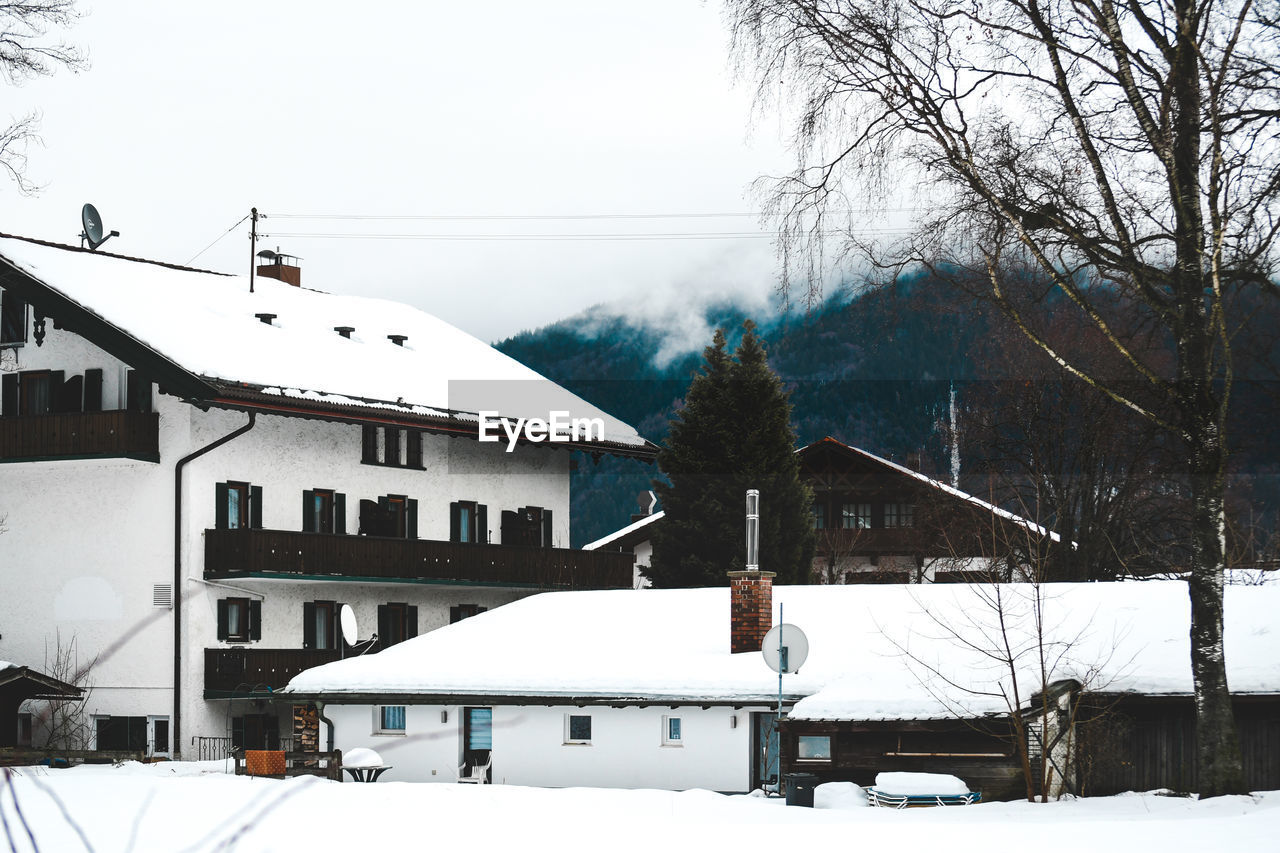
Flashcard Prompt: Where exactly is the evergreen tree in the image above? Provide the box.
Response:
[647,322,814,587]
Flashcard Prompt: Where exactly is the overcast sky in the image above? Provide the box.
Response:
[0,1,801,343]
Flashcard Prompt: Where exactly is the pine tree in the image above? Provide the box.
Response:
[647,322,814,587]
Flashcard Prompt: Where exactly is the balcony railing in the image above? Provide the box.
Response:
[204,528,635,589]
[0,410,159,462]
[204,648,341,696]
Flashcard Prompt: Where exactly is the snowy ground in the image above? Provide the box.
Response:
[2,762,1277,853]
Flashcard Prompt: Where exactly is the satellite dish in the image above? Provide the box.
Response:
[339,604,358,646]
[762,623,809,674]
[80,203,120,250]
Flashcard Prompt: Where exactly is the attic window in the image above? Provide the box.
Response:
[334,326,355,339]
[387,334,408,346]
[255,313,277,325]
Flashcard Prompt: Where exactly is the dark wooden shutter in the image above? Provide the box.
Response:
[406,430,422,468]
[450,502,461,542]
[376,605,390,652]
[385,428,401,466]
[216,599,229,640]
[250,485,262,528]
[405,605,418,639]
[358,499,378,535]
[83,369,102,412]
[361,425,378,463]
[334,493,346,534]
[476,504,488,544]
[542,510,554,548]
[302,491,316,532]
[57,374,82,413]
[215,483,229,530]
[500,510,518,545]
[407,500,418,539]
[302,602,316,649]
[1,373,16,416]
[126,370,152,412]
[48,371,65,412]
[450,605,461,624]
[249,600,262,641]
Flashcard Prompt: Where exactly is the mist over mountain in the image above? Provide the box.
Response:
[497,276,1280,554]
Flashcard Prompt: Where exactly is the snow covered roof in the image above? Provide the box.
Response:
[804,436,1060,542]
[283,581,1280,719]
[0,235,653,456]
[582,510,665,551]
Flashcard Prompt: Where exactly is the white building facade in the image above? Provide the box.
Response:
[0,235,653,759]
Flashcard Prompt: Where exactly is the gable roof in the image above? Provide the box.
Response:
[0,234,655,458]
[282,581,1280,719]
[0,661,83,699]
[583,510,665,551]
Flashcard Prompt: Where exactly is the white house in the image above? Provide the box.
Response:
[0,234,656,759]
[281,575,1280,795]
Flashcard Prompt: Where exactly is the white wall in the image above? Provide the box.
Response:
[1,304,584,754]
[326,702,767,792]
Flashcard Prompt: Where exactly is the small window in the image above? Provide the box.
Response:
[216,481,261,530]
[884,503,915,528]
[797,735,832,761]
[304,600,340,650]
[450,604,488,624]
[662,715,682,746]
[361,425,424,468]
[0,290,26,346]
[565,714,592,744]
[16,713,32,747]
[302,489,345,534]
[217,597,260,643]
[152,718,170,755]
[376,602,418,650]
[842,502,872,529]
[450,501,487,544]
[375,705,406,734]
[812,503,826,530]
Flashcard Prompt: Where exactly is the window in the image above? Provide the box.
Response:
[232,713,279,750]
[450,501,488,544]
[216,481,262,530]
[19,370,52,415]
[842,502,872,529]
[358,495,417,538]
[797,735,832,761]
[361,425,424,468]
[375,705,406,734]
[303,600,343,650]
[884,503,915,528]
[16,713,32,747]
[217,597,261,643]
[0,290,25,346]
[499,506,552,548]
[464,707,493,766]
[152,718,170,755]
[812,503,826,530]
[376,602,418,650]
[302,489,346,534]
[450,604,488,623]
[95,716,147,751]
[565,714,592,745]
[662,715,682,746]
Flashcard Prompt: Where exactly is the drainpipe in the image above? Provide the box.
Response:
[316,700,336,752]
[174,411,256,758]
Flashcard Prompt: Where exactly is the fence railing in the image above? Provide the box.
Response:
[0,410,159,461]
[204,648,342,695]
[204,527,634,589]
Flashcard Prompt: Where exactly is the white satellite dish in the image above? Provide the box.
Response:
[762,623,809,674]
[339,604,358,646]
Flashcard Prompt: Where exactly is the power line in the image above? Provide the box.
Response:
[267,208,923,222]
[185,213,250,265]
[264,229,914,242]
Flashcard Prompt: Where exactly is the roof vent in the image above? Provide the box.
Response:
[334,326,355,339]
[387,334,408,346]
[255,313,277,325]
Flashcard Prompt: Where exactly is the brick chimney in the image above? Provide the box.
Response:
[256,249,302,287]
[728,570,775,654]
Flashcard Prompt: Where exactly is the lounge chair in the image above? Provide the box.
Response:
[457,754,491,784]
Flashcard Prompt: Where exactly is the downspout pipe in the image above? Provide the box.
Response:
[174,411,256,758]
[316,700,336,752]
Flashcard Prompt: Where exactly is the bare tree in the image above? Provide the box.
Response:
[36,631,95,750]
[726,0,1280,795]
[0,1,84,193]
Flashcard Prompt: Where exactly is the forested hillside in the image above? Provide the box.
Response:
[496,278,1280,566]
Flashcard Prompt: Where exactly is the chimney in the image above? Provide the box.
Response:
[255,313,277,325]
[387,334,408,346]
[334,326,355,339]
[256,248,302,287]
[728,570,775,654]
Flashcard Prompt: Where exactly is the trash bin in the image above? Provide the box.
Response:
[785,772,820,807]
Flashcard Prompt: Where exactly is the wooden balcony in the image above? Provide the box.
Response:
[0,410,159,462]
[204,528,635,589]
[204,647,342,698]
